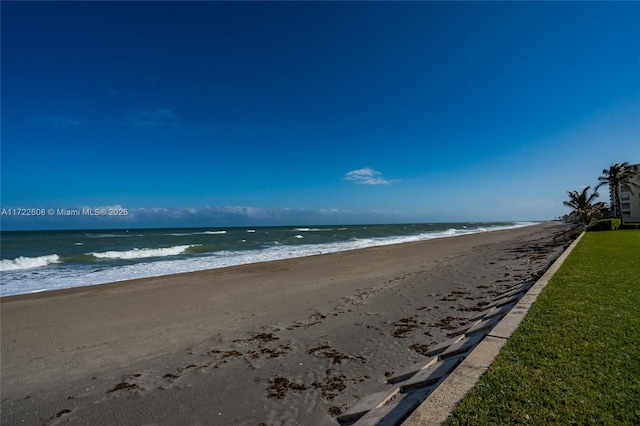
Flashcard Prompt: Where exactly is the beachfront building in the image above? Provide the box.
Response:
[610,163,640,223]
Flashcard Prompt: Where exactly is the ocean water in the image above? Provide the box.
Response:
[0,222,535,297]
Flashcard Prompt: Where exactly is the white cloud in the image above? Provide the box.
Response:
[126,107,179,129]
[0,204,427,230]
[127,205,417,225]
[47,117,80,128]
[344,167,394,185]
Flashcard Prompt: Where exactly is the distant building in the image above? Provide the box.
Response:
[610,163,640,223]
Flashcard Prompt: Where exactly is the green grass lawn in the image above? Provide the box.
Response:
[446,230,640,425]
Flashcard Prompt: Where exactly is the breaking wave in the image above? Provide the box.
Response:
[90,245,199,260]
[0,254,61,271]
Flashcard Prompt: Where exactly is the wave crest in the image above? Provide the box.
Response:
[91,245,198,260]
[0,254,61,271]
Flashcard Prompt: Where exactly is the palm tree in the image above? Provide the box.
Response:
[596,162,640,225]
[563,186,604,229]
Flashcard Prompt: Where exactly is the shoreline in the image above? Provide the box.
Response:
[1,222,573,425]
[0,221,538,298]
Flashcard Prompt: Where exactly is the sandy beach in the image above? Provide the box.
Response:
[1,222,574,425]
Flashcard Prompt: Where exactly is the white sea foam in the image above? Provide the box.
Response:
[295,227,331,232]
[167,230,227,236]
[294,235,304,239]
[0,254,61,272]
[88,233,140,238]
[90,245,198,260]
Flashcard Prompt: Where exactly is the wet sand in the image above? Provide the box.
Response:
[1,222,574,425]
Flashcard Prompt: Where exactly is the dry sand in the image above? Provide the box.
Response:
[1,222,574,425]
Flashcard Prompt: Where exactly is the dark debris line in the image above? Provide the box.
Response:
[335,225,581,426]
[336,281,533,426]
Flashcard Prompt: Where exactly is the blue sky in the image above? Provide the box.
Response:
[1,1,639,230]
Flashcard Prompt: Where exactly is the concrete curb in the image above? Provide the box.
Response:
[401,231,585,425]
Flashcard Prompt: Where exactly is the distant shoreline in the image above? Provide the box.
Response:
[0,220,543,233]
